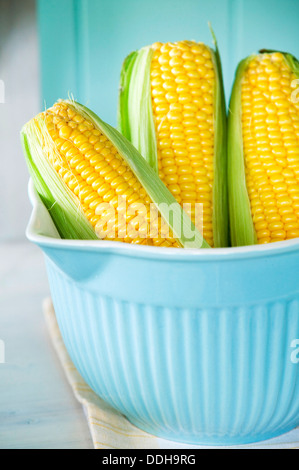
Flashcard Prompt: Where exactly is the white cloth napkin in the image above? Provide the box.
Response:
[43,298,299,449]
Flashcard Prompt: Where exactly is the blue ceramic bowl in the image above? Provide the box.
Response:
[26,180,299,445]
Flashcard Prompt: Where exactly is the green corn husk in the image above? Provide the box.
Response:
[118,34,228,249]
[21,100,210,249]
[228,50,299,247]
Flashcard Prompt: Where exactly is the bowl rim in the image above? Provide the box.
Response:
[26,179,299,261]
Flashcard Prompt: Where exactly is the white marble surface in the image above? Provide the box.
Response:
[0,241,93,449]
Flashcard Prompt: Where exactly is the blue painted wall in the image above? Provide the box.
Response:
[37,0,299,126]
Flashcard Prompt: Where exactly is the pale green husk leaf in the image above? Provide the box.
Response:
[21,117,98,240]
[228,55,257,247]
[209,30,229,249]
[118,47,158,173]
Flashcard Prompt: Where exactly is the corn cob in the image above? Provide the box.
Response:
[21,100,209,248]
[118,38,228,248]
[228,51,299,246]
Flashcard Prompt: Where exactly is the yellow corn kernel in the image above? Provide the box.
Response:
[150,40,215,246]
[242,53,299,244]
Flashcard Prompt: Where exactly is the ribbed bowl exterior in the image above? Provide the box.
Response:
[39,242,299,446]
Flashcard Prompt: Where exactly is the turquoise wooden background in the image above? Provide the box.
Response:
[37,0,299,126]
